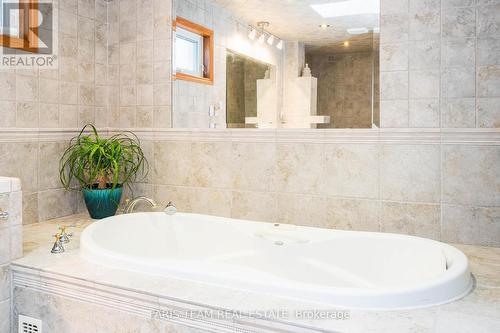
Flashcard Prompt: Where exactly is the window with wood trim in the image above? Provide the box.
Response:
[173,17,214,85]
[0,0,38,52]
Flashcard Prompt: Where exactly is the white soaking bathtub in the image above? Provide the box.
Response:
[80,212,473,310]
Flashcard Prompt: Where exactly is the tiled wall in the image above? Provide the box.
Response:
[0,177,23,332]
[0,140,80,224]
[106,0,172,129]
[380,0,500,128]
[130,132,500,247]
[0,0,108,224]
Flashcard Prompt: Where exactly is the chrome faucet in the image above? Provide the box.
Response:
[51,233,65,254]
[124,196,177,215]
[58,226,73,244]
[124,196,158,214]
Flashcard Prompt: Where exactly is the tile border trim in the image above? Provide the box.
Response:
[0,128,499,145]
[11,264,326,333]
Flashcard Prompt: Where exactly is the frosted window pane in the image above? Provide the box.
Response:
[175,27,203,77]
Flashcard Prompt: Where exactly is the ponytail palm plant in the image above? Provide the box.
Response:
[59,124,148,219]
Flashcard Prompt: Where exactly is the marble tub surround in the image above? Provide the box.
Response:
[0,177,23,333]
[9,214,500,332]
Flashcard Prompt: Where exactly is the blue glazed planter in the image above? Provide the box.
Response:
[82,185,123,219]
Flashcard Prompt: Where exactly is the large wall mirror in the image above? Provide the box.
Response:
[172,0,380,129]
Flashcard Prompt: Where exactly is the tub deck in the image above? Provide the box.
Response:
[13,213,500,333]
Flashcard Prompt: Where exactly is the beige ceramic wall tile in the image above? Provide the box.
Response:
[442,145,500,206]
[22,193,38,225]
[380,43,409,71]
[477,3,500,38]
[477,65,500,97]
[442,7,476,39]
[323,144,379,199]
[325,198,380,232]
[38,188,78,222]
[380,100,409,127]
[39,104,60,128]
[0,228,9,264]
[442,204,500,247]
[380,14,409,44]
[477,98,500,127]
[440,98,476,128]
[409,40,440,70]
[380,144,440,203]
[442,67,476,98]
[231,191,277,223]
[277,193,327,228]
[190,142,233,188]
[8,191,22,226]
[0,72,16,101]
[409,70,440,99]
[10,225,22,260]
[276,143,324,194]
[38,142,68,191]
[0,264,10,301]
[153,184,192,213]
[189,187,232,217]
[0,101,16,127]
[16,102,39,128]
[380,71,409,100]
[409,99,440,127]
[442,38,475,69]
[0,299,9,333]
[153,141,192,186]
[381,201,441,240]
[0,143,38,193]
[231,142,276,192]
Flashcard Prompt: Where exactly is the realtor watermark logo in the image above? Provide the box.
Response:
[1,0,58,68]
[151,309,351,321]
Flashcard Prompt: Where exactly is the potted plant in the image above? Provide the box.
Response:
[59,124,148,219]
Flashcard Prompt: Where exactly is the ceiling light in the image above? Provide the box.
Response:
[319,24,331,28]
[267,35,275,45]
[248,28,257,40]
[276,40,283,50]
[347,27,369,35]
[343,41,349,47]
[311,0,379,18]
[258,33,266,44]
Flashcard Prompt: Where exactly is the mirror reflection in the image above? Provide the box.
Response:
[226,51,274,128]
[172,0,380,129]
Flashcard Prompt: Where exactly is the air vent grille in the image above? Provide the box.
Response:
[19,315,42,333]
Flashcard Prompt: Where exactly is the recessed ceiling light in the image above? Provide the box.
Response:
[311,0,379,18]
[347,27,369,35]
[343,41,350,47]
[319,24,331,28]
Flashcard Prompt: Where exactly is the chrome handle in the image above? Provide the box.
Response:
[164,202,177,216]
[0,210,8,219]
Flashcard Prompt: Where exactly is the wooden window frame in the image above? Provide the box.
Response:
[0,0,38,52]
[173,17,214,85]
